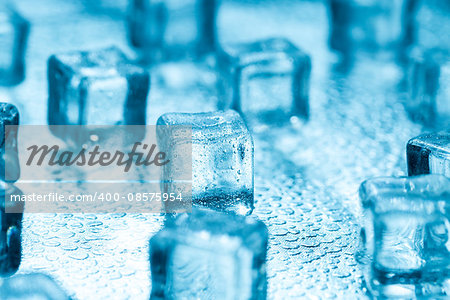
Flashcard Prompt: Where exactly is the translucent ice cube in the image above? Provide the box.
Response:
[0,3,30,85]
[407,131,450,177]
[0,183,23,276]
[0,273,69,299]
[47,46,150,126]
[407,48,450,128]
[149,208,268,299]
[327,0,418,53]
[217,38,310,125]
[358,175,450,299]
[0,103,19,182]
[415,0,450,50]
[157,110,254,215]
[127,0,218,62]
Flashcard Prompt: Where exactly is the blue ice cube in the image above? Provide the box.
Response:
[407,48,450,128]
[407,131,449,177]
[0,273,69,299]
[157,110,254,215]
[415,0,450,50]
[47,46,150,126]
[127,0,218,62]
[0,183,23,276]
[217,38,310,125]
[357,175,450,299]
[0,103,19,182]
[150,208,268,299]
[0,3,30,86]
[327,0,418,53]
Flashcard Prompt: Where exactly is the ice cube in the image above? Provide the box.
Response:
[357,175,450,299]
[0,183,23,276]
[47,46,150,126]
[157,110,254,215]
[0,103,19,182]
[149,208,268,299]
[407,131,450,177]
[327,0,418,53]
[0,273,69,299]
[415,0,450,50]
[127,0,218,62]
[0,3,30,86]
[407,48,450,128]
[217,38,310,125]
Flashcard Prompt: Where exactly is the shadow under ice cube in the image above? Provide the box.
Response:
[157,110,254,215]
[218,38,310,125]
[47,46,150,126]
[407,48,450,128]
[0,3,29,86]
[357,175,450,299]
[407,131,449,177]
[0,273,69,299]
[128,0,218,62]
[150,209,268,299]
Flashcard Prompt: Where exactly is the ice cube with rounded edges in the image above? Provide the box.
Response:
[217,38,310,125]
[127,0,218,62]
[327,0,418,53]
[47,46,150,126]
[0,183,23,276]
[0,3,29,86]
[407,48,450,128]
[0,273,69,299]
[357,175,450,299]
[150,208,268,300]
[157,110,254,215]
[407,131,450,177]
